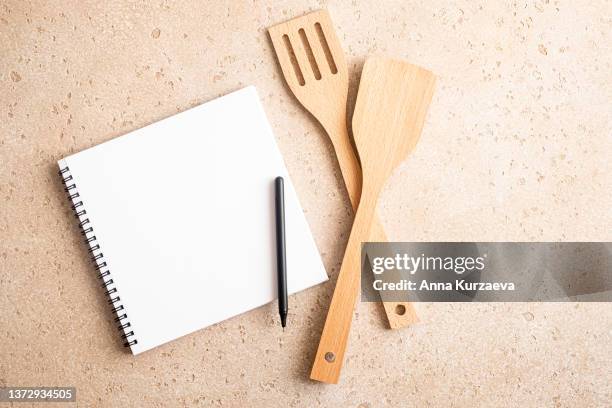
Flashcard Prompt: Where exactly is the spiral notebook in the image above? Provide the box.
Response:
[58,86,328,354]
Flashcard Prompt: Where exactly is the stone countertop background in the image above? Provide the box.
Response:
[1,0,610,406]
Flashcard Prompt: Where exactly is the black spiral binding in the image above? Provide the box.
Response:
[59,166,138,348]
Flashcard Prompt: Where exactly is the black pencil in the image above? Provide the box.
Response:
[274,176,288,329]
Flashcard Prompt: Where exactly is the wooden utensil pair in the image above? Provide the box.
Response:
[269,10,435,384]
[269,9,417,329]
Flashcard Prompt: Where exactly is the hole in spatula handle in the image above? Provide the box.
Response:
[395,304,406,316]
[324,352,336,363]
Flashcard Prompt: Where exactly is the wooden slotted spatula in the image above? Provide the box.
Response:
[310,57,436,384]
[268,10,417,330]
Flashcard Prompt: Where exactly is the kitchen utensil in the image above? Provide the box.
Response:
[268,10,417,329]
[310,57,436,383]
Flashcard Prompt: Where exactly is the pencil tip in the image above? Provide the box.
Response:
[281,314,287,329]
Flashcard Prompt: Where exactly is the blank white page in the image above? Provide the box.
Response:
[59,86,328,354]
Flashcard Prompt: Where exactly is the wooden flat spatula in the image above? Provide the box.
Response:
[268,10,417,330]
[311,57,436,384]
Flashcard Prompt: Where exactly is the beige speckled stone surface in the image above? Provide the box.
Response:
[1,1,611,407]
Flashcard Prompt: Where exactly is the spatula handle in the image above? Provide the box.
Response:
[325,119,362,206]
[310,190,379,384]
[325,119,417,329]
[369,222,419,328]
